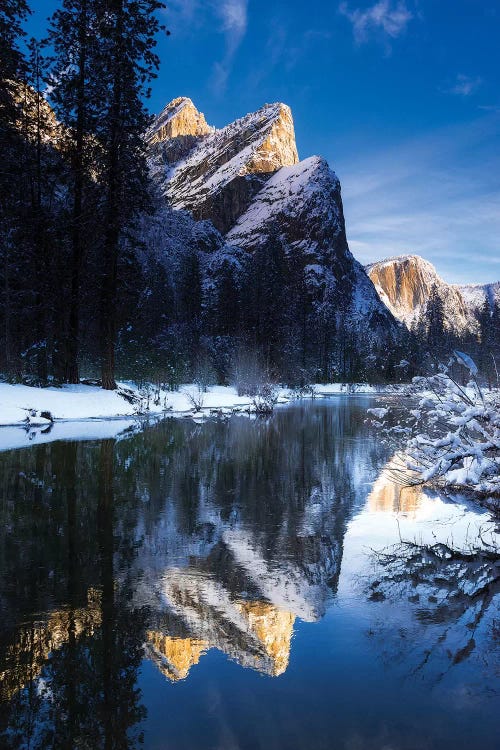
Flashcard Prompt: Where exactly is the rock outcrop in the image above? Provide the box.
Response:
[148,97,398,340]
[367,453,422,515]
[145,633,208,681]
[11,79,66,149]
[366,255,476,333]
[145,597,295,681]
[149,100,299,233]
[146,96,212,144]
[459,281,500,316]
[226,155,394,328]
[0,588,102,701]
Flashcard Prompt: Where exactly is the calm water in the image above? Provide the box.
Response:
[0,398,498,749]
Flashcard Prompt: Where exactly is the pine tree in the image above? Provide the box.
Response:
[94,0,166,390]
[426,284,446,356]
[177,248,202,367]
[214,260,240,337]
[316,282,337,383]
[244,231,287,373]
[0,0,30,376]
[47,0,103,383]
[23,39,55,382]
[478,298,500,388]
[285,245,312,382]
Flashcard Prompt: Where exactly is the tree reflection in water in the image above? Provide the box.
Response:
[0,404,376,746]
[0,440,148,750]
[366,526,499,686]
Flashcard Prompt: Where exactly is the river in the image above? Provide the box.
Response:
[0,397,498,749]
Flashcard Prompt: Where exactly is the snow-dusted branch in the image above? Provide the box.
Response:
[369,353,500,506]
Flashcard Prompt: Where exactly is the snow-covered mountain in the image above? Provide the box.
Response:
[148,97,299,232]
[366,254,498,334]
[459,281,500,316]
[147,97,398,340]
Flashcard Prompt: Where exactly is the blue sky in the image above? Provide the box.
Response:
[26,0,499,284]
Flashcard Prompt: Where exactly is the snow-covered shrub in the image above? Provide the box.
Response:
[365,530,499,679]
[184,384,205,412]
[292,382,317,399]
[133,384,153,414]
[231,347,268,397]
[251,383,279,415]
[369,353,500,503]
[193,353,218,393]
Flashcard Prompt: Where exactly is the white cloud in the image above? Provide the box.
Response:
[339,0,413,44]
[217,0,248,35]
[168,0,201,24]
[167,0,248,94]
[212,0,248,94]
[448,74,482,97]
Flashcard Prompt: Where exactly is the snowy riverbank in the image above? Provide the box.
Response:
[0,380,399,452]
[0,381,396,427]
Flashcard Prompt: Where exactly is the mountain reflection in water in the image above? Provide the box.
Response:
[0,399,498,750]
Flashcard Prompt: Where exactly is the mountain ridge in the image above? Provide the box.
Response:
[148,99,300,233]
[148,96,399,346]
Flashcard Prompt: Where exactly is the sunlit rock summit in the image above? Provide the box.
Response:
[148,98,299,232]
[145,96,212,143]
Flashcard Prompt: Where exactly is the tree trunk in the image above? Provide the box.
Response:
[3,233,12,374]
[32,64,48,383]
[65,441,78,746]
[100,0,123,391]
[100,194,119,390]
[66,0,88,385]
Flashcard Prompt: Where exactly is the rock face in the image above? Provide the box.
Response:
[227,156,344,253]
[368,453,422,515]
[366,255,476,333]
[227,155,394,327]
[145,633,208,681]
[145,96,212,144]
[0,588,102,701]
[145,598,295,680]
[148,97,398,339]
[11,79,66,149]
[149,101,299,233]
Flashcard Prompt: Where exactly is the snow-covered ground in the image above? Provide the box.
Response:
[0,380,396,452]
[0,381,396,428]
[0,382,250,425]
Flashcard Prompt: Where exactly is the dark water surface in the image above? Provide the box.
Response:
[0,398,498,749]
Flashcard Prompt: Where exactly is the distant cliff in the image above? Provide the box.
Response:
[366,254,499,334]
